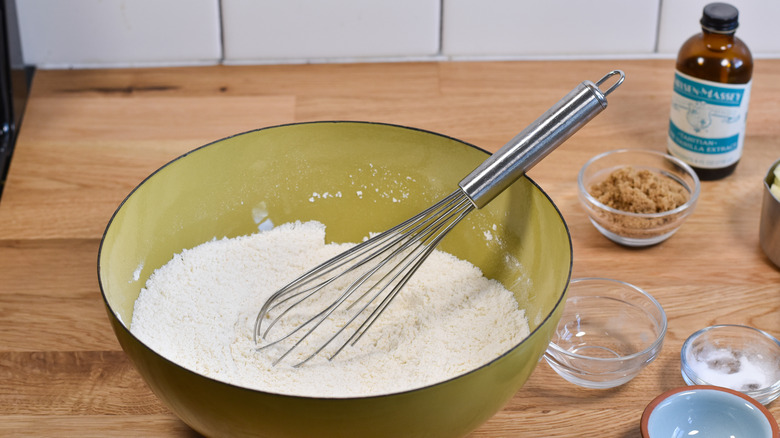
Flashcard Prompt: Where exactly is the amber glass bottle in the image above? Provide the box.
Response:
[668,3,753,180]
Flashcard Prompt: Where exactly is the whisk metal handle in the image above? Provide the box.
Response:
[459,70,625,208]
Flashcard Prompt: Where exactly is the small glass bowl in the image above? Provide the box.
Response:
[578,149,700,247]
[681,324,780,405]
[544,278,667,389]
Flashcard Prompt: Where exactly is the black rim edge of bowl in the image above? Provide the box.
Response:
[96,120,574,401]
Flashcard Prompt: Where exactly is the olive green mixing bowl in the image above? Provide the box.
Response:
[98,121,572,438]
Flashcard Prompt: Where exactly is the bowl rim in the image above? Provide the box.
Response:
[640,385,780,438]
[764,157,780,188]
[578,148,701,219]
[680,323,780,398]
[97,120,574,401]
[545,277,667,364]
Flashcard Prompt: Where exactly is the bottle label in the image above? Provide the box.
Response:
[668,71,751,169]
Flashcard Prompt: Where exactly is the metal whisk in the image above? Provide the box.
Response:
[255,70,625,366]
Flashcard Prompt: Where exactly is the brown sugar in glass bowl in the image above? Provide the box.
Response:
[578,149,700,247]
[589,167,688,214]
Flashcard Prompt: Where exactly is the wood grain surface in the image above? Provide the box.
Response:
[0,59,778,437]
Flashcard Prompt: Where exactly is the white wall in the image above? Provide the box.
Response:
[15,0,780,69]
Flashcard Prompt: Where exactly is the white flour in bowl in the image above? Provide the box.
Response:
[130,220,530,398]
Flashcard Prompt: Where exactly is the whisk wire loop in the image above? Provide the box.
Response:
[303,193,475,365]
[253,192,464,342]
[255,190,474,366]
[340,197,474,346]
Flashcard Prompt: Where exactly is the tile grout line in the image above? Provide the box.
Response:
[438,0,445,58]
[654,0,664,54]
[217,0,226,64]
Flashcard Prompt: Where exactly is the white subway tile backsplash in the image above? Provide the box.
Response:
[442,0,660,58]
[12,0,780,68]
[657,0,780,57]
[221,0,440,63]
[16,0,221,68]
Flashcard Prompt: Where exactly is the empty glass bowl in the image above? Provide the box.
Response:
[681,324,780,405]
[544,278,667,389]
[578,149,700,247]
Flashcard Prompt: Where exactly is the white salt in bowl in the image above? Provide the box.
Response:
[578,149,700,247]
[681,324,780,405]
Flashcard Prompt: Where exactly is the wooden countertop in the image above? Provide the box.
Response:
[1,59,778,436]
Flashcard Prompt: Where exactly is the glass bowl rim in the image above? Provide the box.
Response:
[546,277,668,363]
[680,323,780,397]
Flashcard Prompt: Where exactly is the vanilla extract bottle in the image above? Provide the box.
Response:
[668,2,753,180]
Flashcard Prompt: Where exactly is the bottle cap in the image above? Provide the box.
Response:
[701,3,739,32]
